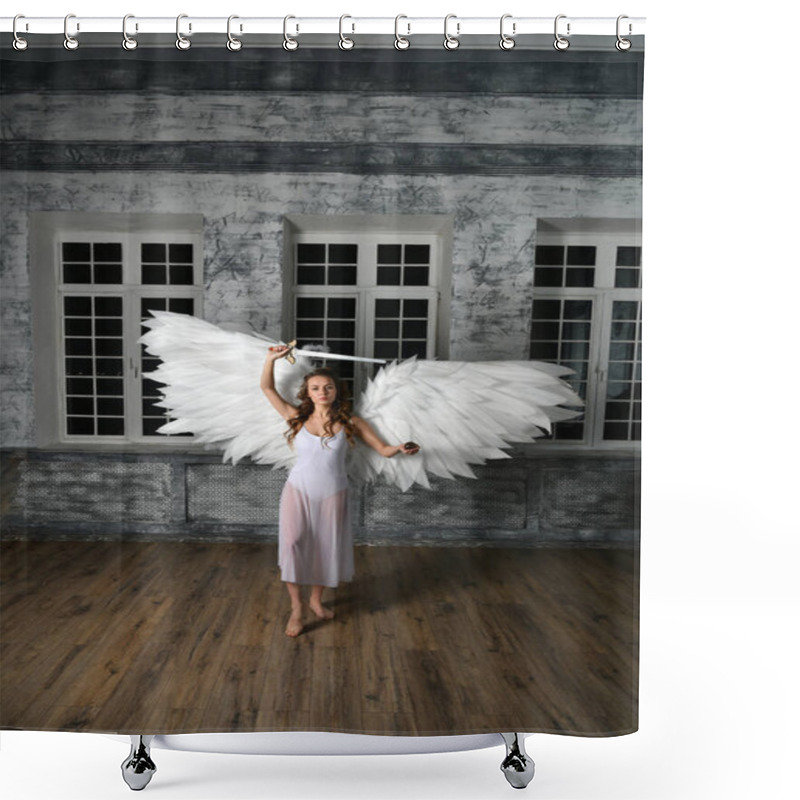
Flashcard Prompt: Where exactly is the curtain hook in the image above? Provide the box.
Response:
[616,15,632,51]
[553,14,570,51]
[339,14,355,50]
[443,14,460,50]
[12,14,29,51]
[122,14,138,51]
[283,15,299,50]
[63,13,79,51]
[394,14,410,50]
[176,13,191,50]
[227,15,243,51]
[499,14,516,50]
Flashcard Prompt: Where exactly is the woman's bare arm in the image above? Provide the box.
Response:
[260,347,297,420]
[353,416,420,458]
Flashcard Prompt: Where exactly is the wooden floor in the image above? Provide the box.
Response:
[0,541,638,736]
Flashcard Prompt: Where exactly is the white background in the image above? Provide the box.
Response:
[2,1,798,798]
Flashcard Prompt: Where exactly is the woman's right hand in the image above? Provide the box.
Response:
[267,345,291,362]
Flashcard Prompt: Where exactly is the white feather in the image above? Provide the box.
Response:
[138,311,583,491]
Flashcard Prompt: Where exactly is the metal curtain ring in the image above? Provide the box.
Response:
[616,14,632,51]
[339,14,354,50]
[12,14,28,51]
[122,14,138,50]
[64,13,79,50]
[499,14,516,50]
[443,14,460,50]
[283,15,298,50]
[227,15,242,50]
[553,14,570,51]
[176,13,191,50]
[394,15,410,50]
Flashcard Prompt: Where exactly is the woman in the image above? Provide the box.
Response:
[261,346,420,637]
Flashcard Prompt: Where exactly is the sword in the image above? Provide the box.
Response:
[270,340,387,365]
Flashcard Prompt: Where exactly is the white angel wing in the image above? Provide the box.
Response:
[350,357,582,492]
[138,311,315,468]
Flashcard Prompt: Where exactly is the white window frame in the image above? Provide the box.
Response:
[30,212,204,450]
[284,215,453,397]
[530,220,642,451]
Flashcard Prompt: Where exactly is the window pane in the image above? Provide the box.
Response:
[98,397,125,416]
[375,299,401,318]
[141,298,167,317]
[169,264,194,285]
[603,422,630,440]
[377,266,401,286]
[565,268,595,287]
[96,379,123,396]
[67,417,94,435]
[297,244,326,263]
[67,396,94,415]
[96,358,124,377]
[530,342,558,360]
[328,266,357,285]
[532,299,561,320]
[168,298,195,315]
[63,264,92,283]
[534,245,563,265]
[296,319,325,338]
[169,243,194,263]
[66,358,93,376]
[605,401,630,420]
[374,341,399,359]
[403,299,428,317]
[610,342,636,361]
[560,342,589,361]
[94,264,123,284]
[142,418,166,436]
[563,300,592,320]
[405,245,430,264]
[297,265,325,285]
[327,339,355,355]
[93,242,122,262]
[374,319,399,338]
[531,321,559,340]
[142,243,166,262]
[66,377,93,395]
[566,246,596,266]
[402,319,428,339]
[403,266,429,286]
[95,338,123,356]
[142,264,167,284]
[612,301,639,320]
[611,322,636,341]
[561,322,591,340]
[377,244,402,264]
[328,244,357,264]
[65,338,92,356]
[615,268,640,288]
[65,318,92,336]
[534,267,563,287]
[297,297,325,317]
[94,297,122,316]
[327,298,356,318]
[63,242,91,261]
[327,320,355,338]
[616,246,642,267]
[64,296,92,316]
[402,341,427,358]
[97,417,124,436]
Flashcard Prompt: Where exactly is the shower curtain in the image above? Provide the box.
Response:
[0,27,642,745]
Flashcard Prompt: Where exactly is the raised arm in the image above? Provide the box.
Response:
[261,347,297,420]
[353,416,420,459]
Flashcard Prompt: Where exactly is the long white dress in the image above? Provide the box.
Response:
[278,426,354,588]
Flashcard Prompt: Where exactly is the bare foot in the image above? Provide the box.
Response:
[285,607,304,637]
[309,601,334,620]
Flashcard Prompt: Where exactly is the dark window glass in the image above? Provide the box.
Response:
[375,299,401,318]
[141,397,164,416]
[612,301,639,321]
[604,422,630,440]
[402,341,427,358]
[97,417,125,436]
[63,264,92,283]
[560,342,589,361]
[296,297,325,317]
[610,342,636,361]
[327,298,356,319]
[374,320,399,338]
[141,298,167,316]
[565,268,595,287]
[403,299,428,317]
[65,318,92,336]
[563,362,589,381]
[142,264,167,284]
[169,243,194,263]
[169,264,194,285]
[65,338,92,356]
[530,342,559,360]
[141,378,163,397]
[611,322,637,341]
[66,377,93,395]
[67,396,94,415]
[327,320,355,338]
[607,382,631,400]
[95,318,123,336]
[64,296,92,316]
[552,421,584,440]
[95,338,123,356]
[616,246,642,267]
[297,244,326,264]
[534,267,563,287]
[563,300,593,320]
[63,242,91,261]
[94,264,123,284]
[605,401,630,420]
[535,245,564,266]
[93,243,122,263]
[377,266,402,286]
[328,339,355,355]
[66,358,93,376]
[328,244,357,264]
[615,268,640,288]
[531,321,560,340]
[98,397,125,416]
[374,341,399,359]
[67,417,94,435]
[532,299,561,320]
[402,319,428,339]
[403,266,429,286]
[296,320,325,338]
[141,358,160,374]
[405,245,430,264]
[96,378,123,396]
[297,266,325,285]
[561,322,591,340]
[168,298,195,315]
[377,244,402,264]
[96,358,124,377]
[142,243,166,262]
[327,266,357,285]
[142,418,165,436]
[94,296,122,316]
[566,246,596,266]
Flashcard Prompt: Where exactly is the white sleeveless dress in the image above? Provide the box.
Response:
[278,426,354,588]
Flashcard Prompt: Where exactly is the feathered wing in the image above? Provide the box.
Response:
[350,358,583,492]
[138,310,314,468]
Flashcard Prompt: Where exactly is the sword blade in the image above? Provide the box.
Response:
[293,348,387,365]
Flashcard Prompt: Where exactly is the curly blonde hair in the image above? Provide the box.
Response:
[286,368,356,448]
